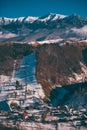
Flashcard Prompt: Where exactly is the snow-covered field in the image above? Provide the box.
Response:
[14,52,45,99]
[1,120,87,130]
[68,62,87,83]
[0,52,45,105]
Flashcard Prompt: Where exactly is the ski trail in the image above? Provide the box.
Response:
[14,52,45,98]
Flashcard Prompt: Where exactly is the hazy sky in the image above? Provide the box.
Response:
[0,0,87,18]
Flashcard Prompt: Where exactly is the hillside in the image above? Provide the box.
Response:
[36,40,87,98]
[0,42,34,75]
[0,40,87,106]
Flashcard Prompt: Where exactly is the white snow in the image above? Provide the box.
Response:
[15,53,45,99]
[68,62,87,83]
[13,18,17,22]
[17,17,25,22]
[0,17,13,25]
[72,25,87,37]
[19,122,55,130]
[34,38,63,44]
[0,32,2,35]
[0,13,66,26]
[39,15,52,22]
[80,39,87,42]
[28,39,65,46]
[52,14,66,21]
[16,16,38,23]
[0,75,11,83]
[0,33,17,39]
[0,16,38,25]
[38,13,66,22]
[25,16,38,23]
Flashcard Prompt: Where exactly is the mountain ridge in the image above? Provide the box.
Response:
[0,13,87,42]
[0,13,67,25]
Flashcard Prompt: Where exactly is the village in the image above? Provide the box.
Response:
[0,53,87,130]
[0,77,87,130]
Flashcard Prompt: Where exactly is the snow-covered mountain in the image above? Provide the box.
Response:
[0,13,87,42]
[0,17,13,25]
[37,13,66,22]
[0,13,66,25]
[0,16,38,25]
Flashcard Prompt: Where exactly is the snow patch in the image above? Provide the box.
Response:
[0,33,17,39]
[14,52,45,99]
[0,75,10,83]
[80,39,87,42]
[52,14,66,21]
[17,17,25,22]
[68,62,87,83]
[25,16,38,23]
[38,13,66,22]
[72,25,87,37]
[0,17,13,25]
[37,39,63,44]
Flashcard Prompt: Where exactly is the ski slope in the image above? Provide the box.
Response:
[0,52,45,104]
[14,52,45,99]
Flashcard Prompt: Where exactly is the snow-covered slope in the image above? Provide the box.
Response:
[0,32,17,39]
[0,13,87,42]
[24,16,38,23]
[0,16,38,25]
[0,13,66,25]
[37,39,63,44]
[72,25,87,37]
[0,17,13,25]
[0,52,45,103]
[38,13,66,22]
[14,52,45,99]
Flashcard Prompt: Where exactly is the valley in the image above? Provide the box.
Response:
[0,13,87,129]
[0,40,87,129]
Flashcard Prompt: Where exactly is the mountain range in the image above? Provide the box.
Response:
[0,13,87,42]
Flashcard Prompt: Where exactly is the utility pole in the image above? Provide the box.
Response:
[25,62,28,99]
[55,121,58,130]
[0,75,1,93]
